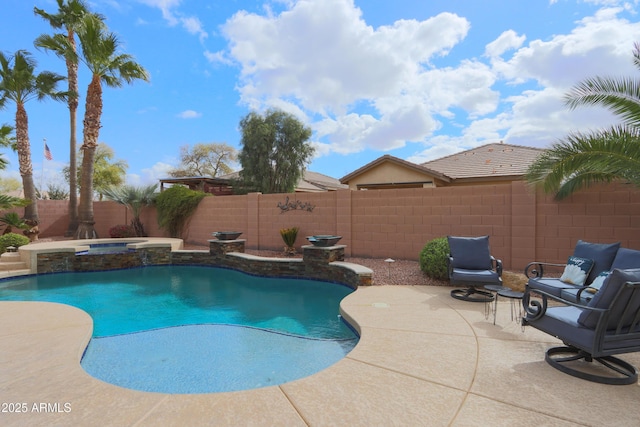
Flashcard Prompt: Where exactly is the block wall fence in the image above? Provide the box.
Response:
[30,180,640,272]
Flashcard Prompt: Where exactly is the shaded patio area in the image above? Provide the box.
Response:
[1,285,639,426]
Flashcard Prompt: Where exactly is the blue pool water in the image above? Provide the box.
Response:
[0,265,359,393]
[76,242,135,255]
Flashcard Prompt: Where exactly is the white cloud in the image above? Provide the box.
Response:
[177,110,202,119]
[495,8,639,87]
[127,162,175,185]
[180,16,207,41]
[204,50,232,66]
[136,0,181,25]
[218,0,640,163]
[137,0,207,41]
[485,30,526,58]
[221,0,471,154]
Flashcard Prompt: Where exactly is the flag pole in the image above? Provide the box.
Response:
[40,138,46,198]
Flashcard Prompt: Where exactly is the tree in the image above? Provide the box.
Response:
[237,109,314,194]
[90,143,128,200]
[0,50,67,223]
[102,184,157,236]
[169,143,237,178]
[527,42,640,200]
[44,183,70,200]
[63,143,128,200]
[34,0,100,237]
[73,15,149,239]
[0,124,16,170]
[0,177,21,194]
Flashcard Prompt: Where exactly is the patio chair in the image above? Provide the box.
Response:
[448,235,503,302]
[522,268,640,385]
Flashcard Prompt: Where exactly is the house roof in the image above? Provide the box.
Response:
[421,142,545,181]
[339,154,450,184]
[159,176,230,186]
[216,170,347,192]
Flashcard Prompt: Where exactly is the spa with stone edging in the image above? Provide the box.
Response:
[17,237,372,289]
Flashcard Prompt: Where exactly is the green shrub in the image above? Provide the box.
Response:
[419,237,450,281]
[0,232,30,254]
[155,186,207,238]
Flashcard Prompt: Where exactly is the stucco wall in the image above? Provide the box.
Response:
[346,162,437,189]
[30,180,640,272]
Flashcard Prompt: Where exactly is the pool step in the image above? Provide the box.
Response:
[0,252,28,271]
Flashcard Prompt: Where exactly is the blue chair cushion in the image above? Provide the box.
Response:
[573,240,620,285]
[448,235,491,270]
[560,287,594,304]
[610,248,640,270]
[451,268,500,284]
[578,268,640,329]
[529,306,597,351]
[527,277,572,297]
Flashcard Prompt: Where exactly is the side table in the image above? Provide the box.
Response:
[495,289,525,325]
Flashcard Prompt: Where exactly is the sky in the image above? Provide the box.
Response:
[1,0,640,189]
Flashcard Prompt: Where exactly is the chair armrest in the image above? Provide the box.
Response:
[575,286,598,303]
[491,256,503,276]
[522,286,607,322]
[524,262,566,279]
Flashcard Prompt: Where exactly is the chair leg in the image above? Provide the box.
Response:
[545,346,638,385]
[450,287,494,303]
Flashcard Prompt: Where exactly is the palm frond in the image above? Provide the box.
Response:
[34,33,78,64]
[564,76,640,128]
[0,194,30,210]
[526,125,640,199]
[633,42,640,71]
[103,184,157,218]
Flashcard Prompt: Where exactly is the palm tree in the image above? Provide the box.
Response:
[102,184,157,236]
[73,15,149,239]
[0,212,28,235]
[34,0,100,237]
[0,50,67,222]
[527,42,640,199]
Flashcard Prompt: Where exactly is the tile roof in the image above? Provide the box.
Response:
[421,142,545,180]
[215,170,347,192]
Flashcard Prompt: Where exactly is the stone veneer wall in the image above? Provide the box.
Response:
[171,240,371,288]
[36,241,372,289]
[37,247,171,274]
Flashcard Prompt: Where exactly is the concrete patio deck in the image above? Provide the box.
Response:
[1,285,639,426]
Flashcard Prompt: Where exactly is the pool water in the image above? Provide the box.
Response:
[0,265,359,393]
[76,242,135,255]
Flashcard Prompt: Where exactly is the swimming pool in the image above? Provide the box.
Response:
[0,265,359,393]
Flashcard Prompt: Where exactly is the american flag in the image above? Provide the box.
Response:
[44,143,53,161]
